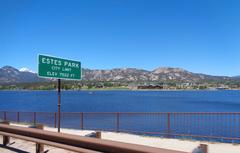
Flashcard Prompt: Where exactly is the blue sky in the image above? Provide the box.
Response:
[0,0,240,76]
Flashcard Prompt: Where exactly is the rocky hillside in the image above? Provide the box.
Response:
[0,66,44,84]
[0,66,237,84]
[83,67,232,82]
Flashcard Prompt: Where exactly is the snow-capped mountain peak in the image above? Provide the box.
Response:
[19,67,36,73]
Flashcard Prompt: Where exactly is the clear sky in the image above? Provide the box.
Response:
[0,0,239,76]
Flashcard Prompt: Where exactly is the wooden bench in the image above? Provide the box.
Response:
[0,123,188,153]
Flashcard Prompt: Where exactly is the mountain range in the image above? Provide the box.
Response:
[0,66,238,84]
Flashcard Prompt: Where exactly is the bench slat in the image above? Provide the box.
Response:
[0,131,101,153]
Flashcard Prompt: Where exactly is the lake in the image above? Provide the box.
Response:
[1,90,240,143]
[0,90,240,112]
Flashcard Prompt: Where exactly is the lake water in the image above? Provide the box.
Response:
[0,90,240,112]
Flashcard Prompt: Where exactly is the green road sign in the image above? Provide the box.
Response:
[38,54,81,80]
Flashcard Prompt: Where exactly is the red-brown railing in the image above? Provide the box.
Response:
[0,111,240,143]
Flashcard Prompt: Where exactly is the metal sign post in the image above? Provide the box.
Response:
[38,54,81,132]
[57,79,61,132]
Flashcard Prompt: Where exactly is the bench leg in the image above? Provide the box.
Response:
[3,135,10,146]
[96,131,101,139]
[36,143,44,153]
[28,124,45,153]
[1,121,10,146]
[200,144,208,153]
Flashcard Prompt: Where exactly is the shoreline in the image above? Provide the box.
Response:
[0,89,240,92]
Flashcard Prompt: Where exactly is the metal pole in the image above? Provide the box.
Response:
[58,79,61,132]
[17,112,20,123]
[54,112,57,128]
[167,113,171,138]
[81,112,84,130]
[116,113,120,132]
[4,111,6,121]
[33,112,36,125]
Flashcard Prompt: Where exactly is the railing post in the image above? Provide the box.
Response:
[167,112,171,138]
[33,112,36,125]
[116,113,120,132]
[54,112,57,128]
[17,112,20,123]
[4,111,6,121]
[81,112,84,130]
[0,121,10,146]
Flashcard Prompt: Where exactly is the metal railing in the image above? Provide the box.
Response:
[0,111,240,143]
